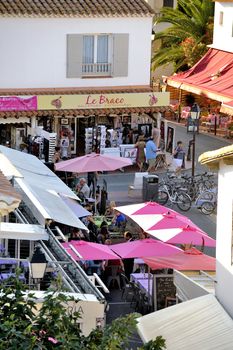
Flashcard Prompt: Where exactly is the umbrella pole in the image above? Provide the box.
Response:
[148,266,150,305]
[94,184,97,214]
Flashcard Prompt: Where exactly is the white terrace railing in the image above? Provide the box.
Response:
[82,63,112,76]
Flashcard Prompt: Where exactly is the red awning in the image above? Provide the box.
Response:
[220,100,233,115]
[167,49,233,102]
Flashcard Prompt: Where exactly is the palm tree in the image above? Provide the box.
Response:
[152,0,214,72]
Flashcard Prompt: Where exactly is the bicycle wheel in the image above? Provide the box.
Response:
[200,201,215,215]
[156,190,169,205]
[176,193,191,211]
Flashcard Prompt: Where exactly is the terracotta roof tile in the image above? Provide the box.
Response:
[0,85,153,95]
[0,106,165,118]
[0,0,154,17]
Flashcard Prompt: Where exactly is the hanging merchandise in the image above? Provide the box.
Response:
[85,125,106,154]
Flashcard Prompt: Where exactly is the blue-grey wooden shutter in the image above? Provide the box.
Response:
[113,34,129,77]
[67,34,83,78]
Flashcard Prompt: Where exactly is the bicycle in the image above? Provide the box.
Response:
[156,183,192,211]
[195,188,217,215]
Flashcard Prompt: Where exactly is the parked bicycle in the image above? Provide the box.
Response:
[156,183,192,211]
[195,188,217,215]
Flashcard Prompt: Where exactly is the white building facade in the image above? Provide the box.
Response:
[0,1,170,157]
[212,1,233,53]
[0,17,152,89]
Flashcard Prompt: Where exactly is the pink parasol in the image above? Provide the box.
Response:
[114,202,174,217]
[114,203,215,247]
[55,152,132,173]
[110,238,182,259]
[62,240,120,260]
[144,247,216,271]
[131,201,176,216]
[164,226,216,247]
[147,212,197,231]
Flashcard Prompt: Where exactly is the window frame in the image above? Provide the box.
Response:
[82,34,113,77]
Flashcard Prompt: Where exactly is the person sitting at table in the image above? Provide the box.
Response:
[85,260,103,276]
[68,228,85,241]
[97,226,110,244]
[105,201,116,218]
[82,216,98,242]
[76,178,90,199]
[111,210,127,231]
[102,239,124,284]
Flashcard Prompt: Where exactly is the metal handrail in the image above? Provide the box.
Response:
[46,226,105,301]
[14,208,105,301]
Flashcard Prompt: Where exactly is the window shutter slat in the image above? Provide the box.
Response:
[113,34,129,77]
[67,34,83,78]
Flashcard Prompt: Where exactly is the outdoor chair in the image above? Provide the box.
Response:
[120,273,135,301]
[130,284,142,310]
[106,265,121,289]
[139,291,152,315]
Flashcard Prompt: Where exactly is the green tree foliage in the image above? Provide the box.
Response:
[152,0,214,72]
[0,274,166,350]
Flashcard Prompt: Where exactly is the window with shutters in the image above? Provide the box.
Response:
[67,33,129,79]
[82,34,112,76]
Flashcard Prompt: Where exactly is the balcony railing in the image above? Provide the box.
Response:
[82,63,112,76]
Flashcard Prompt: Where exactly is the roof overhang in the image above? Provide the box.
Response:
[0,222,48,240]
[0,146,88,230]
[137,294,233,350]
[199,144,233,170]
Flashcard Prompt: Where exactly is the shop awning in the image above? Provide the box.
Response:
[0,146,87,230]
[167,49,233,103]
[220,100,233,115]
[137,294,233,350]
[0,222,48,241]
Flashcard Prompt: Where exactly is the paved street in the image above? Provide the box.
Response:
[99,123,232,257]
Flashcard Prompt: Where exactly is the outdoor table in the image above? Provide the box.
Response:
[130,273,153,297]
[1,273,26,282]
[0,259,17,265]
[93,216,112,228]
[137,278,153,297]
[131,273,151,281]
[20,261,29,269]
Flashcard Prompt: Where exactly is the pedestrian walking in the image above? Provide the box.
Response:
[173,141,186,175]
[134,135,146,172]
[146,137,158,173]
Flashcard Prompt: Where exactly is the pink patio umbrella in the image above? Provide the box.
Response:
[55,152,132,173]
[110,238,182,259]
[115,203,215,247]
[144,247,216,271]
[146,212,216,247]
[161,226,215,247]
[114,202,175,217]
[147,212,199,231]
[62,240,120,260]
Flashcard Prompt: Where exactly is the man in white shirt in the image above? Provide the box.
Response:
[76,178,90,199]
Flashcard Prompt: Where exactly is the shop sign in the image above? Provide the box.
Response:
[0,96,37,111]
[37,92,170,110]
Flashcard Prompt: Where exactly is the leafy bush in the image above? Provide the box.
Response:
[0,273,166,350]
